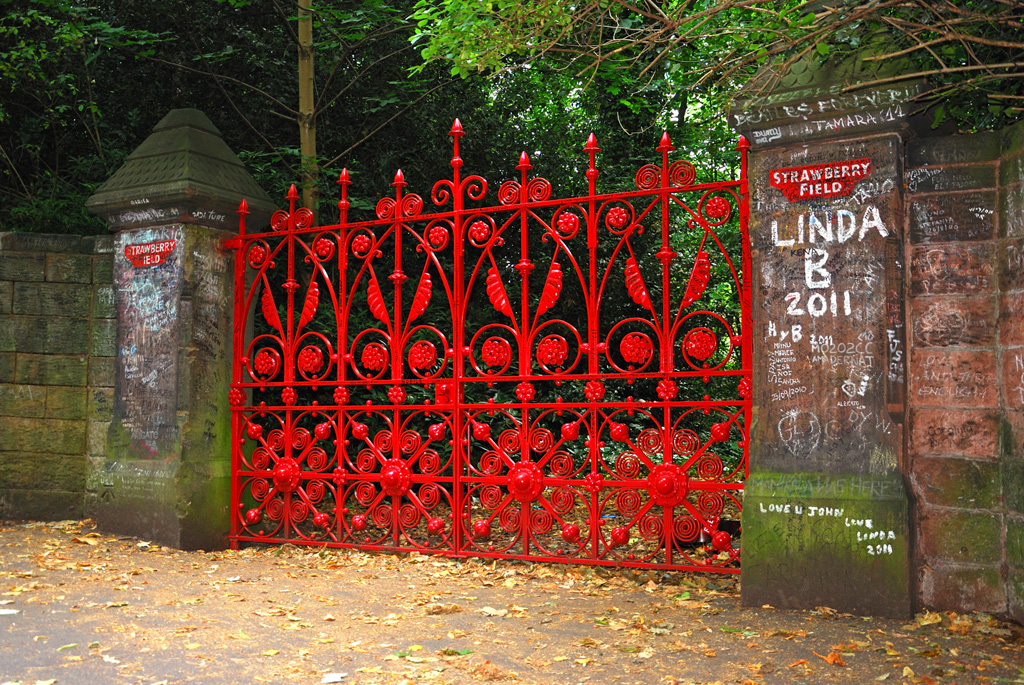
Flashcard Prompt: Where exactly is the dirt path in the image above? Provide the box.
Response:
[1,520,1022,684]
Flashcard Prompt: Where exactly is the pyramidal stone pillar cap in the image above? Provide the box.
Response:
[86,108,276,232]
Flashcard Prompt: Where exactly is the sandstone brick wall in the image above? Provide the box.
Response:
[0,233,115,519]
[906,120,1024,618]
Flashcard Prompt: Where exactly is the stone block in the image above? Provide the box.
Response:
[909,296,995,348]
[92,235,114,254]
[1008,570,1024,625]
[92,285,115,319]
[45,252,91,283]
[1003,181,1024,237]
[1003,119,1024,156]
[88,387,113,422]
[90,318,116,357]
[0,280,11,314]
[1003,450,1024,513]
[0,253,45,281]
[46,385,87,420]
[0,315,11,352]
[1001,151,1024,188]
[15,354,88,386]
[1007,516,1024,569]
[1004,351,1024,410]
[908,132,1001,166]
[909,409,999,459]
[12,315,90,355]
[0,488,84,521]
[0,416,85,454]
[906,164,996,193]
[1002,237,1024,292]
[12,282,92,316]
[909,349,998,409]
[741,471,910,617]
[917,508,1002,565]
[919,563,1006,614]
[0,451,87,491]
[91,254,113,284]
[88,356,115,388]
[910,243,995,296]
[0,233,89,253]
[1001,293,1024,346]
[87,420,109,457]
[0,384,46,418]
[909,192,996,244]
[0,353,14,383]
[910,456,1001,509]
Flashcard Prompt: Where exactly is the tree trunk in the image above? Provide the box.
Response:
[298,0,318,222]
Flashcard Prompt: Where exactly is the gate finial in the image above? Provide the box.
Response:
[450,119,464,171]
[657,131,675,153]
[337,168,351,217]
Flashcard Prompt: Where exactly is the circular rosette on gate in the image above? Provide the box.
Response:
[294,332,334,383]
[466,216,497,248]
[550,205,583,240]
[247,337,283,384]
[531,322,581,375]
[469,324,516,376]
[350,331,391,380]
[604,321,658,373]
[601,202,637,235]
[677,313,738,372]
[696,189,737,227]
[245,239,274,270]
[405,329,449,380]
[349,228,377,259]
[306,231,337,262]
[423,220,451,252]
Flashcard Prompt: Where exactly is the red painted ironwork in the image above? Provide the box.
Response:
[228,122,751,573]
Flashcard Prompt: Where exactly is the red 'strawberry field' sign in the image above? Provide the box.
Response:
[124,240,176,267]
[769,158,871,201]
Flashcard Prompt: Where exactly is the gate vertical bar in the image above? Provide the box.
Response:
[229,200,249,549]
[737,136,752,480]
[450,122,465,555]
[658,134,673,566]
[336,170,351,539]
[583,134,600,560]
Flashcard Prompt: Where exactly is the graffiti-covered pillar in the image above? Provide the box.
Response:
[86,109,274,549]
[730,64,920,616]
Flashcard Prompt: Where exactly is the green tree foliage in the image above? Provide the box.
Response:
[411,0,1024,132]
[1,0,742,234]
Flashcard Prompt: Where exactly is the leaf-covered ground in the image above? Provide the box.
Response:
[1,520,1023,684]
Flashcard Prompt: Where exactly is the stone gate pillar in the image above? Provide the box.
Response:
[730,63,921,616]
[85,109,274,549]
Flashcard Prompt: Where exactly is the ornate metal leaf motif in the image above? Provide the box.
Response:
[681,251,711,308]
[409,271,432,322]
[624,256,653,311]
[537,261,563,316]
[486,267,513,317]
[297,278,319,332]
[260,277,283,335]
[367,271,389,324]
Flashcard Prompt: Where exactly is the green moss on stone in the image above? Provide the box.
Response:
[45,386,87,420]
[16,354,88,386]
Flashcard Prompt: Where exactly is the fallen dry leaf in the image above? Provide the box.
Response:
[814,651,847,666]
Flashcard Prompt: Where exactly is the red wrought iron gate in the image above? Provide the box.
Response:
[228,122,751,573]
